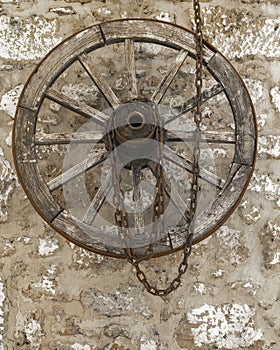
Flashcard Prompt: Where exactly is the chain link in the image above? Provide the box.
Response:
[108,0,204,296]
[127,0,204,296]
[107,123,133,258]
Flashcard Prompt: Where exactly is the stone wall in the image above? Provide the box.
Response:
[0,0,279,349]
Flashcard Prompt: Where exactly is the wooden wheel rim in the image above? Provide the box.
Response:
[13,19,257,258]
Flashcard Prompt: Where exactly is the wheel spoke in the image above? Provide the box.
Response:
[165,147,225,189]
[83,171,112,225]
[165,83,224,125]
[162,172,191,223]
[47,148,107,192]
[132,165,141,201]
[148,162,190,223]
[151,49,188,104]
[125,39,138,100]
[45,88,107,126]
[35,131,104,145]
[78,53,120,108]
[166,130,235,144]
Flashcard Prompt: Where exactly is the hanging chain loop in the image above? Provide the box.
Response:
[124,0,204,296]
[109,0,204,296]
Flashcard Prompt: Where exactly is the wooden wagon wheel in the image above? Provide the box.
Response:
[13,19,257,260]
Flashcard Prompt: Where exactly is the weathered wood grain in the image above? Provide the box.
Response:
[163,177,190,223]
[35,131,104,145]
[78,53,120,108]
[165,83,224,125]
[19,26,104,110]
[166,163,253,246]
[47,148,107,192]
[149,162,190,222]
[45,88,107,126]
[193,163,253,243]
[166,130,235,144]
[52,210,125,257]
[151,49,188,104]
[125,39,138,100]
[207,53,257,166]
[83,171,112,225]
[13,107,63,221]
[165,147,225,189]
[100,19,214,62]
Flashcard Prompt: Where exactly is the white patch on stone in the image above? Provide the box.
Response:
[258,135,280,158]
[267,221,280,239]
[243,282,253,288]
[25,320,42,343]
[50,7,76,15]
[5,131,12,147]
[216,226,243,265]
[0,84,24,118]
[212,269,224,278]
[121,11,128,19]
[203,8,280,59]
[97,7,112,17]
[0,15,62,61]
[47,265,57,275]
[0,279,5,350]
[73,247,94,268]
[270,86,280,112]
[140,339,157,350]
[15,312,44,346]
[22,236,31,245]
[188,304,263,348]
[69,242,76,249]
[38,237,59,256]
[244,207,261,223]
[1,239,16,257]
[270,252,280,265]
[242,281,259,296]
[202,106,214,119]
[61,83,99,103]
[155,12,174,23]
[240,198,248,209]
[0,146,18,222]
[1,0,19,3]
[33,276,56,295]
[193,283,207,295]
[249,173,280,204]
[244,79,264,104]
[71,344,90,350]
[229,280,260,296]
[212,148,226,158]
[49,102,61,112]
[257,114,268,129]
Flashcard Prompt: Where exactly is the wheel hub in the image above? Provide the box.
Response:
[112,101,157,144]
[107,101,161,168]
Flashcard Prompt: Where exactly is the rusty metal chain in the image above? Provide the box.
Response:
[191,0,203,222]
[107,120,133,258]
[124,0,204,296]
[108,0,204,296]
[108,116,165,262]
[141,122,165,260]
